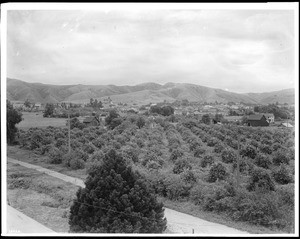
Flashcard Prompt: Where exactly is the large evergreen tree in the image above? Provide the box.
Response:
[69,149,167,233]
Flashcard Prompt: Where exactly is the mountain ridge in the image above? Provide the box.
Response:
[6,78,294,105]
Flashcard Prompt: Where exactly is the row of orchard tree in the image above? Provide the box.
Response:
[7,99,295,233]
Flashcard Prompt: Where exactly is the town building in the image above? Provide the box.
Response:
[83,116,100,127]
[247,114,269,127]
[263,113,275,123]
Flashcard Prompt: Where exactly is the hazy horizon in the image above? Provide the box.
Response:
[6,7,296,93]
[7,77,294,95]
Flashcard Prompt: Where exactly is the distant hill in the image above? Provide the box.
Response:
[6,78,295,105]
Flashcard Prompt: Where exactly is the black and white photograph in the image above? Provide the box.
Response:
[1,2,299,236]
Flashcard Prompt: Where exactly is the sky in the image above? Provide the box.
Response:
[6,7,296,93]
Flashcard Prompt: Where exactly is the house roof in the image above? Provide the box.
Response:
[280,122,293,128]
[264,113,274,118]
[248,114,265,120]
[83,116,99,123]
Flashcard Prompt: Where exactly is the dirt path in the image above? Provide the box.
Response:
[7,157,248,235]
[8,157,85,188]
[6,205,56,234]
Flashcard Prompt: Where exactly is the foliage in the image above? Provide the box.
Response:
[67,117,86,130]
[207,163,227,182]
[272,165,293,185]
[7,100,23,144]
[272,150,290,166]
[172,158,192,174]
[201,114,211,125]
[247,167,275,192]
[240,144,257,159]
[221,148,237,164]
[254,153,272,169]
[69,149,167,233]
[181,170,197,184]
[105,109,120,127]
[150,105,174,116]
[136,116,146,129]
[200,155,214,168]
[48,147,64,164]
[43,103,55,117]
[169,148,184,162]
[231,190,281,226]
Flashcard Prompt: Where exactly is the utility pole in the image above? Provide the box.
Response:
[236,129,241,190]
[68,110,71,154]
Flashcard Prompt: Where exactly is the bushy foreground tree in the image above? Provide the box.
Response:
[69,149,167,233]
[7,100,23,144]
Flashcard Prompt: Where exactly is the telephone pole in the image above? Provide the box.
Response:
[236,130,241,189]
[68,111,71,154]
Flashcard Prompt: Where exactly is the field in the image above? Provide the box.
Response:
[17,112,86,129]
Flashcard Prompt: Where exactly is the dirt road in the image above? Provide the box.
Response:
[7,157,248,235]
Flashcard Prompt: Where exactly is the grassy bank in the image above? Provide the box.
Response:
[7,162,80,232]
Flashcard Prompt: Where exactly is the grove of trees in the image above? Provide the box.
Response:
[14,110,295,233]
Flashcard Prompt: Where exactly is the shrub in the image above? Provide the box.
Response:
[142,151,158,166]
[173,158,192,174]
[221,148,237,164]
[75,149,89,162]
[40,144,54,155]
[214,142,224,153]
[83,143,96,154]
[146,160,162,170]
[190,181,234,212]
[189,140,202,152]
[259,144,273,155]
[48,147,63,164]
[200,155,214,168]
[69,158,85,170]
[272,165,293,185]
[62,151,78,167]
[169,148,184,162]
[30,131,43,150]
[55,138,67,148]
[250,139,259,148]
[165,176,192,200]
[272,143,282,151]
[193,148,206,158]
[207,137,219,147]
[121,147,139,163]
[69,149,167,233]
[254,153,272,169]
[190,180,211,205]
[232,157,248,173]
[232,191,280,226]
[276,184,294,207]
[247,167,275,192]
[273,150,289,166]
[86,150,105,174]
[181,170,197,184]
[207,163,227,183]
[92,138,106,149]
[240,144,257,159]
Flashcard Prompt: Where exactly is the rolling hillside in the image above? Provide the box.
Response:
[6,78,295,105]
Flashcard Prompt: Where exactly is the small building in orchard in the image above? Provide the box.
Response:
[83,116,100,127]
[263,113,275,123]
[247,114,269,127]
